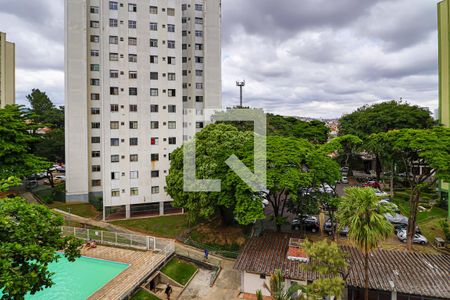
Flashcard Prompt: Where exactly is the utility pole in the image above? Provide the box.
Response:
[236,80,245,108]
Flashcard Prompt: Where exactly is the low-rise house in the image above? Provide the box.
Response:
[234,234,450,300]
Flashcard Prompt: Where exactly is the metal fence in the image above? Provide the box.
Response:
[61,226,174,252]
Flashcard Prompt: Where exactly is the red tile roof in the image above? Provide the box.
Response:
[234,234,450,299]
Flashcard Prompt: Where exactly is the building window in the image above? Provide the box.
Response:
[196,70,203,77]
[110,87,119,95]
[129,121,138,129]
[90,6,99,13]
[195,56,204,63]
[195,30,203,37]
[91,136,100,143]
[129,54,137,63]
[111,138,119,146]
[129,87,138,96]
[167,40,175,49]
[150,39,158,47]
[150,105,159,112]
[90,21,100,28]
[195,43,203,50]
[91,93,100,100]
[150,121,159,129]
[168,89,176,97]
[91,122,100,129]
[151,186,159,194]
[196,96,204,102]
[92,165,101,172]
[111,172,120,180]
[151,170,159,178]
[128,20,137,29]
[130,154,138,162]
[130,104,138,112]
[129,71,137,79]
[111,155,120,163]
[110,121,119,129]
[168,121,176,129]
[196,83,203,89]
[130,171,139,179]
[91,108,100,115]
[150,88,159,96]
[168,105,176,113]
[109,53,119,61]
[182,17,187,24]
[149,6,158,14]
[92,180,101,187]
[167,73,176,81]
[109,19,118,27]
[151,153,159,161]
[167,8,175,16]
[150,22,158,31]
[128,37,137,45]
[168,137,176,145]
[130,187,139,196]
[111,189,120,197]
[167,56,175,65]
[182,43,187,49]
[90,35,100,42]
[92,151,100,158]
[195,4,203,11]
[110,70,119,78]
[195,17,203,25]
[151,137,159,145]
[128,3,137,12]
[109,35,118,44]
[182,57,187,63]
[168,24,175,32]
[91,79,100,86]
[183,96,188,102]
[109,1,118,10]
[130,138,138,146]
[182,83,188,89]
[91,50,99,57]
[150,55,158,63]
[182,31,187,37]
[150,72,158,80]
[110,104,119,112]
[182,4,187,10]
[196,122,204,129]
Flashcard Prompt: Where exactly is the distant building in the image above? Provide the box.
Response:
[437,0,450,217]
[234,234,450,300]
[0,32,15,108]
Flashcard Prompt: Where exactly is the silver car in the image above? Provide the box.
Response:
[397,229,428,245]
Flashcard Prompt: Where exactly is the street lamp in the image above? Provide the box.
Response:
[236,80,245,108]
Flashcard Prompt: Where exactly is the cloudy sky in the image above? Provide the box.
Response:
[0,0,442,118]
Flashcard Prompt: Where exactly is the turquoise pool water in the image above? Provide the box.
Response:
[1,255,128,299]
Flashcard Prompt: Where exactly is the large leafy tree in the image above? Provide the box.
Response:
[337,187,393,300]
[369,127,450,250]
[301,240,349,299]
[339,100,435,179]
[0,179,82,299]
[26,89,64,129]
[0,105,50,179]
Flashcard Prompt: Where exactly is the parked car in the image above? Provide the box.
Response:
[323,218,349,236]
[291,215,320,233]
[384,213,408,225]
[397,229,428,245]
[378,200,399,212]
[341,176,349,184]
[363,181,381,189]
[394,223,421,235]
[55,175,66,181]
[374,189,389,198]
[340,167,349,173]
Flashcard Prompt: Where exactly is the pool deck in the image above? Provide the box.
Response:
[82,245,167,300]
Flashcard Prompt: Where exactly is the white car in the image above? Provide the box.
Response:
[341,176,349,184]
[397,229,428,245]
[55,175,66,181]
[374,189,389,197]
[378,200,399,211]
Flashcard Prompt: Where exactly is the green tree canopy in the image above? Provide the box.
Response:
[26,89,64,129]
[0,105,50,179]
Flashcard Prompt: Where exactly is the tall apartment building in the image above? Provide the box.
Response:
[0,32,15,108]
[438,0,450,218]
[65,0,221,219]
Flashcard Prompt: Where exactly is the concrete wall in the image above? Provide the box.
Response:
[0,32,15,108]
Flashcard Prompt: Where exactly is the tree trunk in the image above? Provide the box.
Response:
[47,170,54,188]
[390,162,394,197]
[375,155,382,181]
[364,243,369,300]
[407,188,420,251]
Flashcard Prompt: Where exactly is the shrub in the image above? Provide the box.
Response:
[440,220,450,242]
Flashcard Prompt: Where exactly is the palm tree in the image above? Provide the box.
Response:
[337,187,393,300]
[264,269,302,300]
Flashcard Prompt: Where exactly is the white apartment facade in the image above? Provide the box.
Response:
[0,32,15,108]
[65,0,221,219]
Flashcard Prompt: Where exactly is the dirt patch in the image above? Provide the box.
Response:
[192,223,247,247]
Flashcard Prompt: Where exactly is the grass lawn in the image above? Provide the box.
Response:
[130,289,161,300]
[50,201,99,219]
[160,258,198,285]
[111,215,189,238]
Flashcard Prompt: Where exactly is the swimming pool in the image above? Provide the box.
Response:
[2,255,128,299]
